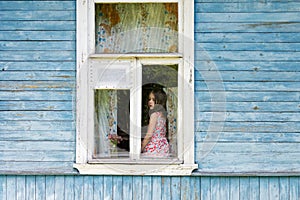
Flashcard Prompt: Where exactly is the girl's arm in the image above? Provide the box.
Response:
[141,112,158,151]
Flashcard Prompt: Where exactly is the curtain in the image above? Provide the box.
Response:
[94,90,118,157]
[95,3,178,53]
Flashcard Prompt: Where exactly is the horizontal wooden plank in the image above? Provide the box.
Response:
[195,91,300,102]
[196,142,300,153]
[195,102,300,112]
[195,81,300,92]
[0,91,74,101]
[0,51,75,61]
[0,161,76,175]
[195,132,300,143]
[0,101,73,111]
[195,51,300,61]
[0,41,75,50]
[0,31,75,41]
[195,71,300,81]
[196,22,300,33]
[0,11,75,20]
[0,131,74,141]
[194,61,300,71]
[196,42,300,51]
[0,61,75,71]
[195,33,300,43]
[197,153,300,173]
[196,112,300,122]
[0,121,75,131]
[0,151,74,162]
[0,111,74,121]
[0,1,75,11]
[0,21,75,31]
[195,2,300,13]
[195,13,300,22]
[195,121,300,133]
[0,81,75,91]
[0,71,75,81]
[0,141,74,151]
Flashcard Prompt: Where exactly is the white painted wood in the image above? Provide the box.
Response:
[74,163,196,176]
[76,0,196,175]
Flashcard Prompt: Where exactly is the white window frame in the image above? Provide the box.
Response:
[74,0,197,175]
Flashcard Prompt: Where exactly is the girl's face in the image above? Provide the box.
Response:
[148,92,155,109]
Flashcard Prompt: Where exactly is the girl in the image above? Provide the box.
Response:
[141,89,170,157]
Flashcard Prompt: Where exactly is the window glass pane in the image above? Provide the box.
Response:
[94,89,130,158]
[95,3,178,53]
[141,65,178,158]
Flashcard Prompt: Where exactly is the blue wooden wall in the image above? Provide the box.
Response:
[0,0,300,199]
[0,175,299,200]
[194,0,300,174]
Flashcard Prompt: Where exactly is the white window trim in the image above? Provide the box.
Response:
[74,0,197,175]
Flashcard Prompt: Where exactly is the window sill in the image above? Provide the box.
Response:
[89,53,182,59]
[73,163,198,176]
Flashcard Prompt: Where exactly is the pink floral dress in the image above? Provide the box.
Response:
[142,112,170,157]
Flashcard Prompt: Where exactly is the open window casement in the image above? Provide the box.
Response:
[75,0,197,175]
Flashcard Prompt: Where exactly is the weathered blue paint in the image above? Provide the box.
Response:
[0,175,298,200]
[0,0,300,199]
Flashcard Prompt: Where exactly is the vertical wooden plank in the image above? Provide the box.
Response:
[122,176,132,200]
[0,176,6,200]
[211,177,220,200]
[94,176,104,200]
[191,176,201,200]
[260,177,269,200]
[142,176,151,200]
[239,177,250,200]
[46,176,55,200]
[279,177,290,200]
[74,176,84,200]
[103,176,113,200]
[249,177,259,200]
[170,177,180,200]
[35,176,46,200]
[289,177,299,200]
[113,176,123,200]
[25,176,35,200]
[229,177,239,200]
[54,176,65,200]
[65,176,75,200]
[269,177,280,200]
[161,177,171,200]
[180,177,189,200]
[83,176,93,200]
[6,175,16,200]
[16,176,25,200]
[200,177,211,200]
[219,177,229,200]
[151,176,161,200]
[132,176,142,200]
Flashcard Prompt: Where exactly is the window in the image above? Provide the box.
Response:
[74,0,196,175]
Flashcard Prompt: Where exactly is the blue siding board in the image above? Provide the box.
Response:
[170,177,180,200]
[16,175,25,200]
[0,31,75,41]
[142,176,152,200]
[0,1,75,11]
[0,61,75,71]
[194,61,300,71]
[151,176,161,200]
[36,176,46,200]
[0,21,75,31]
[0,0,299,199]
[132,176,142,200]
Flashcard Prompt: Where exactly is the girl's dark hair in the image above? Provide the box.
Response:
[151,89,167,108]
